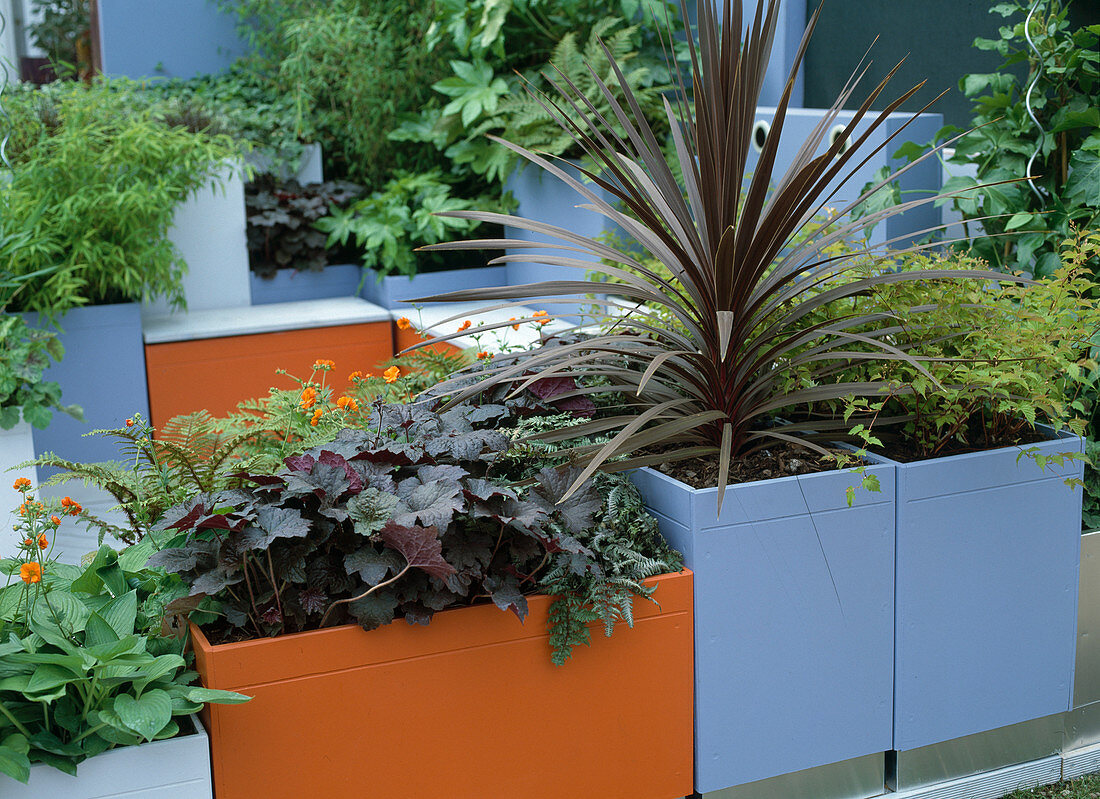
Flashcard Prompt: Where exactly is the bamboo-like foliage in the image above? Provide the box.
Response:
[412,0,1010,505]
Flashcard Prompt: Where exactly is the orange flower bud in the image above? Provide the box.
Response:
[36,533,48,550]
[50,515,61,526]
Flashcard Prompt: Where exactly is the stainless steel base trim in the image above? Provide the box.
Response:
[889,755,1062,799]
[892,714,1064,791]
[1073,530,1100,707]
[1063,740,1100,781]
[1064,700,1100,752]
[698,753,885,799]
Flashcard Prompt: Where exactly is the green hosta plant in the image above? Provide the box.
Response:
[0,482,247,783]
[938,0,1098,277]
[413,0,1006,508]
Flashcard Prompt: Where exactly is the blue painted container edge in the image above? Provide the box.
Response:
[359,266,507,309]
[250,264,364,305]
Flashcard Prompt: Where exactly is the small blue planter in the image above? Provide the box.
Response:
[358,266,507,309]
[504,163,614,319]
[250,264,364,305]
[22,303,150,474]
[631,463,896,794]
[886,430,1084,752]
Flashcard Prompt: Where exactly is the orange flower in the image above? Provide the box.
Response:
[49,515,61,526]
[13,477,31,491]
[383,366,401,384]
[20,562,41,584]
[457,320,472,332]
[336,396,359,412]
[509,317,520,331]
[36,533,48,550]
[396,317,412,330]
[476,351,492,360]
[125,418,134,427]
[310,408,323,427]
[60,497,82,517]
[299,386,318,410]
[348,370,364,382]
[312,359,335,371]
[22,537,32,548]
[533,310,551,326]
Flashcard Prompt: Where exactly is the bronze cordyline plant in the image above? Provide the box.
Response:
[413,0,1008,506]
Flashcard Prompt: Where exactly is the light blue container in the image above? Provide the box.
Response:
[23,303,150,475]
[503,163,614,320]
[96,0,247,79]
[359,266,507,309]
[631,463,896,794]
[250,264,364,305]
[886,430,1084,752]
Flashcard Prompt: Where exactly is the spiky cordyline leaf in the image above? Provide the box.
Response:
[411,0,1018,506]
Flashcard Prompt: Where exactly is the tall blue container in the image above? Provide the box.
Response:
[250,264,365,306]
[631,463,896,794]
[23,303,150,473]
[504,163,614,320]
[885,430,1084,753]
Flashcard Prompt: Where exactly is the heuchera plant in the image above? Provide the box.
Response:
[148,402,610,640]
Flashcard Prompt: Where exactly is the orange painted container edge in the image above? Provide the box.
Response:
[192,569,694,799]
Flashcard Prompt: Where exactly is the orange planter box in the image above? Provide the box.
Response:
[145,321,393,429]
[191,570,694,799]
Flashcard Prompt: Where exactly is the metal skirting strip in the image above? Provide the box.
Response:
[889,755,1062,799]
[697,753,886,799]
[1064,740,1100,781]
[892,714,1064,792]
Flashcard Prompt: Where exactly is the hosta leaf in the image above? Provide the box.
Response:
[379,522,456,581]
[84,611,121,648]
[132,654,186,694]
[114,689,173,742]
[185,687,250,704]
[0,734,30,784]
[98,590,138,638]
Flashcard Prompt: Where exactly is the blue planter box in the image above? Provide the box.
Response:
[22,303,149,474]
[358,266,507,310]
[504,163,614,320]
[631,464,896,794]
[885,431,1084,752]
[250,264,364,305]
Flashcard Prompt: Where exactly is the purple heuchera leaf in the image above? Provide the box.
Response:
[298,588,327,616]
[318,450,364,494]
[527,376,596,417]
[284,454,315,473]
[379,522,456,581]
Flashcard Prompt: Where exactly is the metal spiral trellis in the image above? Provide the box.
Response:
[1023,0,1048,201]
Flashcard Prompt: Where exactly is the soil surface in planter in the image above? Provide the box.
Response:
[649,442,858,490]
[872,418,1047,463]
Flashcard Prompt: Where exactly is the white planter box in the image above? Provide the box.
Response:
[0,716,212,799]
[146,162,251,316]
[0,421,38,558]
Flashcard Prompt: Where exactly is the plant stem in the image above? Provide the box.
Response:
[320,565,410,628]
[0,699,32,738]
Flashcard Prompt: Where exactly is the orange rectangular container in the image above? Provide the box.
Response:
[144,321,393,429]
[191,570,694,799]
